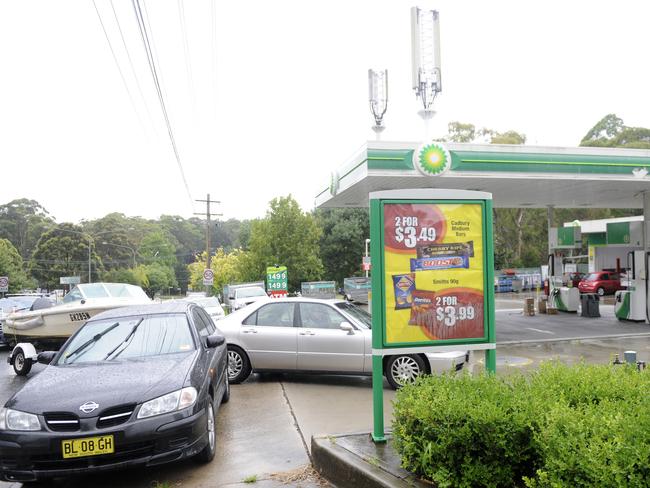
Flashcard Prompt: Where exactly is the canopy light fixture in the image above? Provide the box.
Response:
[411,6,441,120]
[368,69,388,139]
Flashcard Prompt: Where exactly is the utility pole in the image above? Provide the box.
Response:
[195,194,222,293]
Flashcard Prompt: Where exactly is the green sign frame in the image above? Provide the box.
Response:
[369,189,496,442]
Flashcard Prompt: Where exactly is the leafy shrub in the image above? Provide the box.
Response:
[392,362,650,488]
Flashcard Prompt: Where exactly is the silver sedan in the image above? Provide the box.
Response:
[217,298,468,389]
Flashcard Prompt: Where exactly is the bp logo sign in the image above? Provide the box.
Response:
[414,142,450,176]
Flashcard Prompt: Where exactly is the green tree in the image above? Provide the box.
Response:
[248,196,323,291]
[0,199,55,259]
[138,263,177,297]
[0,239,33,292]
[581,113,650,149]
[101,268,139,285]
[188,248,256,295]
[30,224,103,287]
[138,231,177,267]
[445,121,476,143]
[443,122,526,145]
[317,208,370,287]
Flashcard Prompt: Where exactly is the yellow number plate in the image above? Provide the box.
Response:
[62,435,114,459]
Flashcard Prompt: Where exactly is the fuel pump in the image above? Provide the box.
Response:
[548,254,580,313]
[615,250,647,322]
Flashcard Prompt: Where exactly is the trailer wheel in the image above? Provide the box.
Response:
[12,348,33,376]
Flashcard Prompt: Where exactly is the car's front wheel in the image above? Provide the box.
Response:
[385,354,426,389]
[12,348,32,376]
[227,346,252,384]
[221,375,230,404]
[194,401,216,463]
[597,287,605,296]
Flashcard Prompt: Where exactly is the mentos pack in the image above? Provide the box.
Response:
[392,273,415,310]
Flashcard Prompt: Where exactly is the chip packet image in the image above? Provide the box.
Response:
[408,290,437,328]
[392,273,415,310]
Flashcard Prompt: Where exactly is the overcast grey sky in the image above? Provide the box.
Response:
[2,1,649,223]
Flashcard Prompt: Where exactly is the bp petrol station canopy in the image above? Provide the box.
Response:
[315,141,650,210]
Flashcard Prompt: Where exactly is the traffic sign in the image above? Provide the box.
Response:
[60,276,81,285]
[0,276,8,293]
[362,256,371,271]
[203,269,214,286]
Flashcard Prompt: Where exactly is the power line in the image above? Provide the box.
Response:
[209,0,218,121]
[91,0,146,132]
[177,0,197,113]
[108,0,157,134]
[131,0,194,209]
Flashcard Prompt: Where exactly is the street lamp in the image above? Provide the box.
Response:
[411,7,442,122]
[102,241,137,267]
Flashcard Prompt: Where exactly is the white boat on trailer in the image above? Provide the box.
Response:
[6,283,152,375]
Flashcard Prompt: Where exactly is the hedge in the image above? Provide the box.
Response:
[392,362,650,487]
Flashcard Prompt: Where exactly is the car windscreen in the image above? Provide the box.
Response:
[196,297,222,308]
[0,296,37,312]
[237,287,267,298]
[584,273,600,281]
[335,302,371,328]
[58,314,195,364]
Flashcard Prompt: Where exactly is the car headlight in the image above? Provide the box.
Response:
[137,387,197,419]
[0,407,41,431]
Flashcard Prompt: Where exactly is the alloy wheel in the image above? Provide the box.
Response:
[390,356,421,385]
[228,350,243,381]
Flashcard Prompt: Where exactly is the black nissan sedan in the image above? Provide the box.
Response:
[0,301,229,482]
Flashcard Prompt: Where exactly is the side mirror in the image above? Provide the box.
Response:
[206,334,226,348]
[340,322,354,334]
[229,295,235,300]
[37,351,56,365]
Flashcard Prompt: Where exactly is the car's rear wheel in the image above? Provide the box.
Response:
[12,348,32,376]
[597,287,605,296]
[227,346,251,384]
[194,401,216,463]
[385,354,426,390]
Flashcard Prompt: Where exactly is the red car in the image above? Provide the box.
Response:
[578,272,624,296]
[563,272,584,288]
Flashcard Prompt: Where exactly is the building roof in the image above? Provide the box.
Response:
[316,141,650,209]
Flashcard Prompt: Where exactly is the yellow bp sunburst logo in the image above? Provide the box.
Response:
[414,142,450,176]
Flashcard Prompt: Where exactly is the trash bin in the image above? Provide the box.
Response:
[580,293,600,318]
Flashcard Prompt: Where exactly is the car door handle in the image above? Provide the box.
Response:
[299,330,315,336]
[242,328,258,334]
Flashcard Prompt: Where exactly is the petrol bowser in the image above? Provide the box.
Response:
[548,254,580,312]
[615,250,647,322]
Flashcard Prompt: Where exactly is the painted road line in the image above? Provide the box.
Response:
[496,308,525,313]
[525,327,555,335]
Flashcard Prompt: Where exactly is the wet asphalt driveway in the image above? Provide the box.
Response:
[0,294,649,487]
